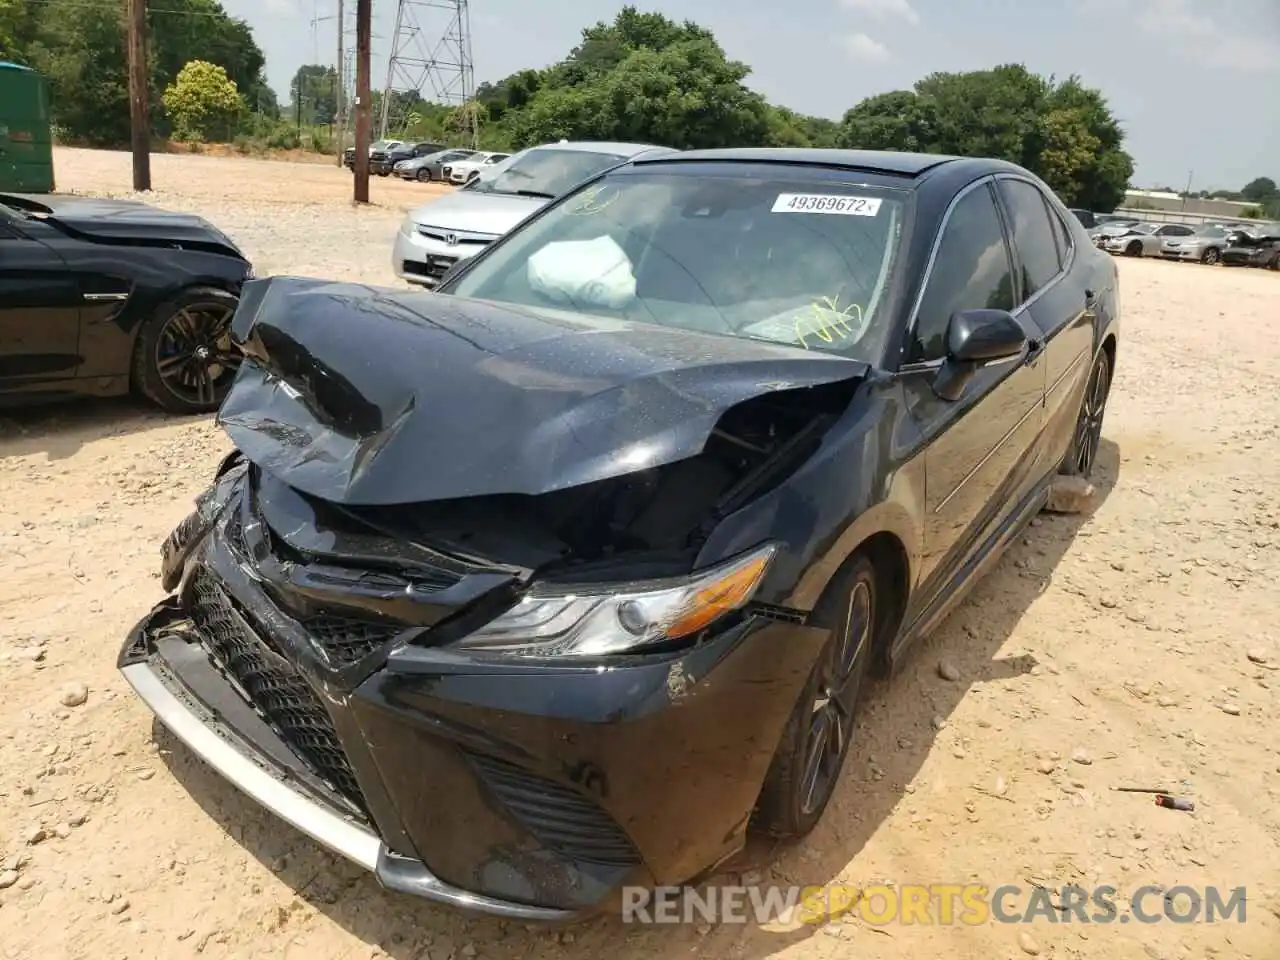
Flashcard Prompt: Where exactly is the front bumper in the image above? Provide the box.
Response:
[391,225,495,287]
[119,601,574,920]
[118,481,826,917]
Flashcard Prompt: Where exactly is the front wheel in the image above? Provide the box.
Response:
[1125,240,1143,257]
[415,168,431,182]
[752,554,877,840]
[131,286,241,415]
[1202,247,1221,265]
[1061,349,1111,478]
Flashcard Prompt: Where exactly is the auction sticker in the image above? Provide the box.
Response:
[772,193,882,216]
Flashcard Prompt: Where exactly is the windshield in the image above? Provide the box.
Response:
[467,148,629,199]
[448,168,908,361]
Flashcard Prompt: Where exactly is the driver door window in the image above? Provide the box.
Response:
[910,183,1015,363]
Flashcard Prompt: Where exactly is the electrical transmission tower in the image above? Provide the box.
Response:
[380,0,477,146]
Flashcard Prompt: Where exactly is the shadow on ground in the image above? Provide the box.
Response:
[154,440,1120,959]
[0,397,198,461]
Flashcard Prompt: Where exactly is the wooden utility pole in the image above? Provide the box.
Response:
[126,0,151,191]
[335,0,344,167]
[353,0,371,203]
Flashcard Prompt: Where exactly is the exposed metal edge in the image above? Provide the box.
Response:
[120,661,381,871]
[375,849,577,921]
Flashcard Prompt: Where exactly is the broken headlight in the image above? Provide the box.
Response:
[453,543,777,658]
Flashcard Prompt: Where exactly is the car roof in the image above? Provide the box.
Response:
[632,147,968,178]
[529,140,666,157]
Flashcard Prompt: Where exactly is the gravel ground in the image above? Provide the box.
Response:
[1,148,1278,960]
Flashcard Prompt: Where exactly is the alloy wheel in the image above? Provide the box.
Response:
[1203,248,1221,265]
[798,577,873,816]
[1073,353,1111,477]
[154,301,239,408]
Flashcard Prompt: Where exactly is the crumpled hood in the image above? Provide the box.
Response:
[218,277,869,506]
[406,189,545,236]
[0,192,244,255]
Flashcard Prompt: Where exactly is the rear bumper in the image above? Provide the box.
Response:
[119,603,574,920]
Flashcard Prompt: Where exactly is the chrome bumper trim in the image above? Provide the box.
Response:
[120,661,381,869]
[120,660,576,920]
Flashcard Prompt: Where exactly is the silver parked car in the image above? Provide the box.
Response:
[394,148,477,182]
[1160,224,1239,265]
[393,141,669,287]
[1100,221,1194,257]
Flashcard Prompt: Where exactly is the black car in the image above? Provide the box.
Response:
[0,193,251,412]
[118,149,1119,920]
[1069,207,1097,229]
[1250,238,1280,269]
[372,141,448,176]
[1221,226,1280,268]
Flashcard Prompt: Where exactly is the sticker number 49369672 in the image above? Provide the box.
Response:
[772,193,883,216]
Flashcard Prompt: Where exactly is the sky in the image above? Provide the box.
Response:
[226,0,1280,192]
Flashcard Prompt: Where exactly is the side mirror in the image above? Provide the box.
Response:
[932,308,1028,402]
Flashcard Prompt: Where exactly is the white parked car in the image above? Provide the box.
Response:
[442,151,512,185]
[392,141,669,287]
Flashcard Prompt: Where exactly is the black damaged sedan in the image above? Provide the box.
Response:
[119,149,1119,919]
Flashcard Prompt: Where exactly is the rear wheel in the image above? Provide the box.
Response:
[1202,246,1221,265]
[752,554,877,840]
[1061,349,1111,479]
[415,168,431,182]
[131,286,240,415]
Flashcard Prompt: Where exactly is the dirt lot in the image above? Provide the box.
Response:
[1,148,1278,960]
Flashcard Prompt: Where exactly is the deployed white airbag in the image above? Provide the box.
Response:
[527,235,637,309]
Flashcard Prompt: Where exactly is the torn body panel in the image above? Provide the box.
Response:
[219,277,870,506]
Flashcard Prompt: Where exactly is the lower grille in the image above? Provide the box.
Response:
[403,254,458,283]
[303,613,402,666]
[187,569,369,816]
[466,752,641,867]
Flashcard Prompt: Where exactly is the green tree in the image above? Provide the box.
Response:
[1241,177,1277,202]
[839,90,939,152]
[11,0,268,145]
[507,14,771,150]
[163,60,241,141]
[836,66,1133,211]
[290,64,337,124]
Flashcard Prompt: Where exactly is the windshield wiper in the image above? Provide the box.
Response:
[510,189,555,199]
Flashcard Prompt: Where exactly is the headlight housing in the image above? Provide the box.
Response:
[400,216,417,237]
[452,544,777,658]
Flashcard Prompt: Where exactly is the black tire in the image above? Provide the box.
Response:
[131,286,240,415]
[752,554,877,840]
[415,168,431,182]
[1268,254,1279,272]
[1201,246,1221,265]
[1061,348,1111,479]
[1125,240,1143,257]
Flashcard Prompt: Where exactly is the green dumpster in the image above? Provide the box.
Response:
[0,61,55,193]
